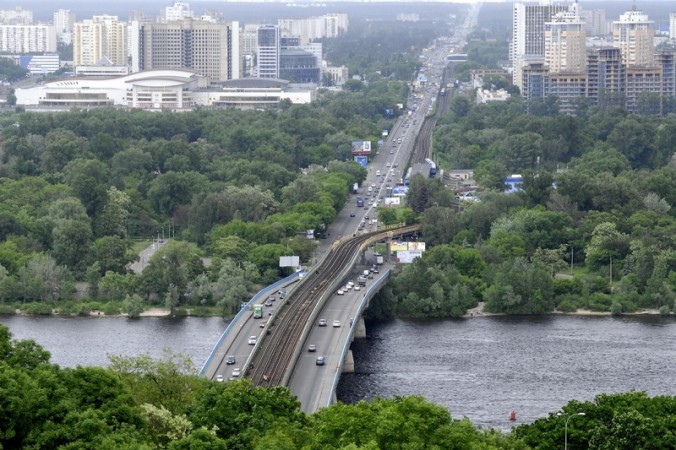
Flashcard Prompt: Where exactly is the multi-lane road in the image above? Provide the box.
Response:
[207,23,465,410]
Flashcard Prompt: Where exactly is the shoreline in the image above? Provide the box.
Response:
[2,304,668,319]
[461,302,664,318]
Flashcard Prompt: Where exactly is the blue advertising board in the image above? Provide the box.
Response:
[354,156,368,168]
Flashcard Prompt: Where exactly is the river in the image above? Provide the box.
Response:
[2,314,675,429]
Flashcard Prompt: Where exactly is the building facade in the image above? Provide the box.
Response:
[612,8,655,67]
[0,7,32,26]
[257,25,280,79]
[0,24,56,53]
[545,9,586,73]
[134,19,239,83]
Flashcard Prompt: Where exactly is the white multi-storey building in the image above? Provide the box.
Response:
[160,1,195,23]
[257,24,280,79]
[0,24,56,53]
[0,7,32,26]
[545,7,586,73]
[669,13,676,41]
[277,13,348,44]
[53,9,76,44]
[512,0,572,90]
[612,8,655,67]
[74,16,127,67]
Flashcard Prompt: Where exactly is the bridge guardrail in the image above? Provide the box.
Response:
[198,270,303,378]
[282,225,420,387]
[325,269,392,408]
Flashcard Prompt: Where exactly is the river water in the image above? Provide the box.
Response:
[2,314,675,429]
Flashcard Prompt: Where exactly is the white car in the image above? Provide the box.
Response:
[231,368,241,377]
[354,285,361,291]
[333,320,341,328]
[337,289,344,295]
[216,374,224,382]
[248,336,257,345]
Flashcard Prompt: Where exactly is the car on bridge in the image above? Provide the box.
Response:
[318,319,327,327]
[336,289,344,295]
[226,355,236,365]
[248,336,257,345]
[333,320,341,328]
[216,374,224,382]
[231,368,241,377]
[259,321,267,328]
[316,356,325,366]
[308,344,316,352]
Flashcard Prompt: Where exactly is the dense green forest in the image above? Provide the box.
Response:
[371,96,676,318]
[0,77,412,315]
[3,325,674,449]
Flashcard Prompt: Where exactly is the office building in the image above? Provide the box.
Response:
[134,19,239,83]
[280,49,320,84]
[545,7,586,73]
[612,8,655,67]
[0,24,56,53]
[257,25,280,79]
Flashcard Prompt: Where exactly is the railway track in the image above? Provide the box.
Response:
[247,225,418,387]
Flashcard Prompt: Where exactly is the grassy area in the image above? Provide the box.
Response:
[131,240,153,253]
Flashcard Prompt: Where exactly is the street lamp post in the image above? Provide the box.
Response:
[559,412,585,450]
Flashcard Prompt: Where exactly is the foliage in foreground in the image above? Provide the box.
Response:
[3,325,675,449]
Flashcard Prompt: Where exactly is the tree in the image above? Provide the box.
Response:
[585,222,630,271]
[95,187,131,238]
[16,253,70,302]
[139,241,204,300]
[63,158,110,217]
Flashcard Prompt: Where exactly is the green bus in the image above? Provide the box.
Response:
[253,304,264,319]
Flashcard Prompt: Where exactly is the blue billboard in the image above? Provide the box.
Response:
[354,156,368,168]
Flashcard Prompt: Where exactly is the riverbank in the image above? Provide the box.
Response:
[461,302,665,318]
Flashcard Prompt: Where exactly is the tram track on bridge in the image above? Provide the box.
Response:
[247,225,419,387]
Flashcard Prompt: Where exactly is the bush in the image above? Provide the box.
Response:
[659,305,671,316]
[22,302,54,315]
[587,293,612,311]
[555,294,580,313]
[173,308,189,317]
[102,302,122,315]
[610,301,623,315]
[0,304,16,315]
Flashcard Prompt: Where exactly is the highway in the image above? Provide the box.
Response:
[204,7,478,410]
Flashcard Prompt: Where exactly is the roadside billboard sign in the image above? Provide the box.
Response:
[351,140,372,155]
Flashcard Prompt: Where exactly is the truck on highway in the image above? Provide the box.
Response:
[351,182,359,194]
[253,304,264,319]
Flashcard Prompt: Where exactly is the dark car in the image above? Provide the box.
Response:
[225,355,236,365]
[316,356,325,366]
[350,212,356,217]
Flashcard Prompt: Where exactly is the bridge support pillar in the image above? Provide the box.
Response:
[354,317,366,338]
[342,350,355,373]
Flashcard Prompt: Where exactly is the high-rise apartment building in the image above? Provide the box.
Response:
[0,24,56,53]
[277,13,348,44]
[74,16,127,66]
[612,8,655,67]
[512,1,572,90]
[161,2,195,23]
[578,8,606,37]
[133,19,239,83]
[669,13,676,40]
[0,7,33,26]
[53,9,75,34]
[545,7,586,73]
[257,25,280,79]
